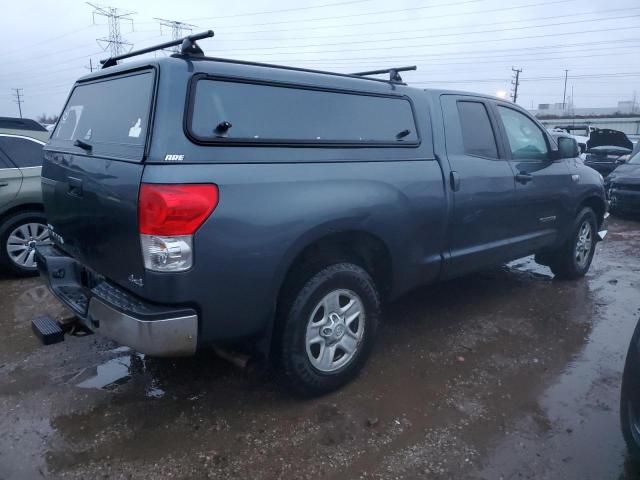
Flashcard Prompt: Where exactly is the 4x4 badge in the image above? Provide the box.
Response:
[128,274,144,287]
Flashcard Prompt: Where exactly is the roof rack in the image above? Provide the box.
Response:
[100,30,214,69]
[352,66,417,83]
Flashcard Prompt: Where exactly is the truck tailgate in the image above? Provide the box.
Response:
[41,69,155,289]
[41,154,145,288]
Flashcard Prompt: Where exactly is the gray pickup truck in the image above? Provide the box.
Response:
[36,33,608,395]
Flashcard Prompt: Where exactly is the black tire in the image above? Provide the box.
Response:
[277,263,380,397]
[548,207,598,280]
[0,211,47,277]
[621,319,640,462]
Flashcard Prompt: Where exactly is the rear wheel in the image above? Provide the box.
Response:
[278,263,380,397]
[0,211,49,277]
[548,207,598,280]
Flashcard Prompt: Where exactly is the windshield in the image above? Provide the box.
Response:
[52,71,154,161]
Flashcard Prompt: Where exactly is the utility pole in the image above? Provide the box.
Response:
[562,69,569,112]
[155,18,197,52]
[511,67,522,104]
[88,3,136,58]
[85,58,94,72]
[12,88,23,118]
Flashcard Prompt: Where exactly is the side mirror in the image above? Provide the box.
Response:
[558,136,579,159]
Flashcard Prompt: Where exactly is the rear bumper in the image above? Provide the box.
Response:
[35,245,198,357]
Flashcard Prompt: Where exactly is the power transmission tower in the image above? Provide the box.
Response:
[562,69,569,111]
[511,67,522,104]
[12,88,23,118]
[88,3,136,58]
[155,18,198,52]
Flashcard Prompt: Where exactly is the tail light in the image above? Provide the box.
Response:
[138,184,218,272]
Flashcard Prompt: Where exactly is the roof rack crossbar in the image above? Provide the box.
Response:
[352,65,417,83]
[100,30,214,69]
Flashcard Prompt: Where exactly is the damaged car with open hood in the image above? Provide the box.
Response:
[583,128,634,177]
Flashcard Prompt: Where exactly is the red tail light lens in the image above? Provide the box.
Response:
[139,184,219,235]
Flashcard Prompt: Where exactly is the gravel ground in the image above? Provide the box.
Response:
[0,216,639,480]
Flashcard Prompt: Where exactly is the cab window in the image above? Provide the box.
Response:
[497,106,548,161]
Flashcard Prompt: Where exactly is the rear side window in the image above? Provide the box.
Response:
[456,101,498,158]
[189,79,419,145]
[0,136,44,167]
[52,71,154,160]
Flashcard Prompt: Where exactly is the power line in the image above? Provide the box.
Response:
[217,13,640,53]
[12,88,24,118]
[232,25,640,57]
[220,6,640,43]
[186,0,372,21]
[5,43,637,95]
[258,37,640,63]
[215,0,572,34]
[191,0,488,28]
[88,2,136,58]
[1,25,96,57]
[410,72,640,85]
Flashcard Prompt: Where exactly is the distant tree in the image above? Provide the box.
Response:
[37,113,59,124]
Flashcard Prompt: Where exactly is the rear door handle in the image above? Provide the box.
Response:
[515,173,533,184]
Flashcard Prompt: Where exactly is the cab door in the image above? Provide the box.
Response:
[440,95,519,278]
[492,103,573,253]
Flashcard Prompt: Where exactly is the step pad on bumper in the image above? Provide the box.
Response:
[31,315,64,345]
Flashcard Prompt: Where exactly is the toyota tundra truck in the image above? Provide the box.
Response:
[35,32,608,396]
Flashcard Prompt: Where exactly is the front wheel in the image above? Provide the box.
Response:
[548,207,598,280]
[278,263,380,397]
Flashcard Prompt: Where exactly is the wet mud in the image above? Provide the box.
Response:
[0,217,639,479]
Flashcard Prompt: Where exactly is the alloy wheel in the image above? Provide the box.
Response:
[305,289,365,373]
[6,222,50,269]
[575,220,593,269]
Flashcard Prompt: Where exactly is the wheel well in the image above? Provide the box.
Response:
[278,231,393,305]
[0,203,44,226]
[580,196,606,227]
[268,231,392,359]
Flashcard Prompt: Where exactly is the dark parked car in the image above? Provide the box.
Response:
[607,143,640,216]
[621,317,640,461]
[584,128,634,177]
[35,32,608,395]
[0,117,50,276]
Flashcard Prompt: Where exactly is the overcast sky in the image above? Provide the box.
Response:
[1,0,638,120]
